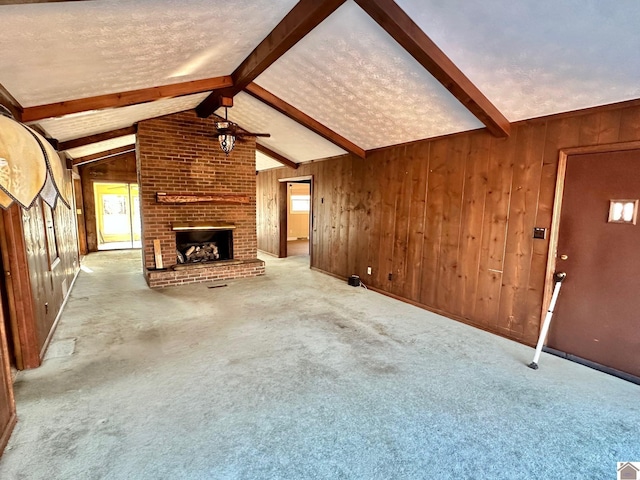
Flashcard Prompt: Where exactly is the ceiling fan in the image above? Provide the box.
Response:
[215,98,269,155]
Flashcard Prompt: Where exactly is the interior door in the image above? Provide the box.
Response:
[0,297,16,455]
[548,149,640,380]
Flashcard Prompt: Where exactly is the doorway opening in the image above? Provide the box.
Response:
[287,181,311,257]
[93,182,141,250]
[278,176,313,262]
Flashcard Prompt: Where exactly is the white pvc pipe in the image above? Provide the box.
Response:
[529,277,564,369]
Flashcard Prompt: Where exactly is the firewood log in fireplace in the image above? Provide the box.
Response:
[180,242,220,263]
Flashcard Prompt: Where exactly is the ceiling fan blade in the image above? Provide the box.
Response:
[236,132,271,138]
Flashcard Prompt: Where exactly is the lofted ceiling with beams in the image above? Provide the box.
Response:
[254,1,482,150]
[1,0,639,171]
[0,0,298,106]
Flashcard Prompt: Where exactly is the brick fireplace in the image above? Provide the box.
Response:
[137,110,265,288]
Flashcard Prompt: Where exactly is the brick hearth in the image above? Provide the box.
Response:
[137,110,265,287]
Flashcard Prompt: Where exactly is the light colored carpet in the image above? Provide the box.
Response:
[0,250,638,479]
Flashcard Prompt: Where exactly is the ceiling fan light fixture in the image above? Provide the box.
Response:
[218,133,235,155]
[216,108,236,155]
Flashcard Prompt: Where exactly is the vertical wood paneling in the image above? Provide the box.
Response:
[319,161,331,272]
[1,168,80,369]
[498,122,547,340]
[375,150,398,289]
[597,110,622,144]
[391,146,411,297]
[618,107,640,141]
[436,136,468,314]
[475,136,514,329]
[419,139,448,306]
[366,153,384,287]
[335,159,351,278]
[256,103,640,346]
[458,133,491,320]
[527,118,581,336]
[403,142,429,302]
[349,157,368,278]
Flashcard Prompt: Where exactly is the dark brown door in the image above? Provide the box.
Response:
[548,149,640,379]
[0,298,16,455]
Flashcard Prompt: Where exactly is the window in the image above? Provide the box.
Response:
[608,199,638,225]
[290,194,310,213]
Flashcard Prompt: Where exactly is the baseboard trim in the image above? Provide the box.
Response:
[0,412,17,457]
[309,265,535,348]
[542,347,640,385]
[40,266,81,361]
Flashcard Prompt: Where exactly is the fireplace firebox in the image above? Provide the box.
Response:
[173,223,234,265]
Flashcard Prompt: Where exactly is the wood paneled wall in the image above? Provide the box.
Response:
[2,168,81,368]
[257,102,640,345]
[79,153,138,252]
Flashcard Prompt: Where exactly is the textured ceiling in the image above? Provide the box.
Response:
[255,1,482,150]
[0,0,297,106]
[38,93,209,141]
[217,92,347,163]
[65,134,136,159]
[1,0,639,161]
[396,0,640,120]
[255,150,284,171]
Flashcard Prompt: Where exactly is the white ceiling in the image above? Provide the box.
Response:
[38,93,209,141]
[255,1,482,150]
[1,0,639,170]
[396,0,640,120]
[217,92,346,164]
[255,151,284,171]
[65,134,136,160]
[0,0,297,106]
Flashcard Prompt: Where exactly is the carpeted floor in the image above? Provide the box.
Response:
[0,250,638,479]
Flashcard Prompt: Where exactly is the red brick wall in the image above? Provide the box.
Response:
[137,110,264,287]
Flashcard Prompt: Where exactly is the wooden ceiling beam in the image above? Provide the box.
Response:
[72,144,135,166]
[196,0,347,118]
[58,126,137,151]
[245,83,366,159]
[256,143,298,170]
[0,82,23,122]
[21,75,233,123]
[354,0,510,138]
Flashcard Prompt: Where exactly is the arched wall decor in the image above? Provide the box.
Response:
[0,107,70,210]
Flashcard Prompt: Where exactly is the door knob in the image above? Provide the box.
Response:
[559,254,568,260]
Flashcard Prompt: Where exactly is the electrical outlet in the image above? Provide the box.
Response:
[388,273,393,281]
[367,266,372,275]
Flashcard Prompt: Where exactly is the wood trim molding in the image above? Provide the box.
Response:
[21,76,233,122]
[72,145,135,166]
[196,0,347,117]
[58,126,137,151]
[277,175,313,182]
[540,140,640,334]
[354,0,510,138]
[246,83,366,158]
[256,143,298,169]
[0,414,16,458]
[278,182,288,258]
